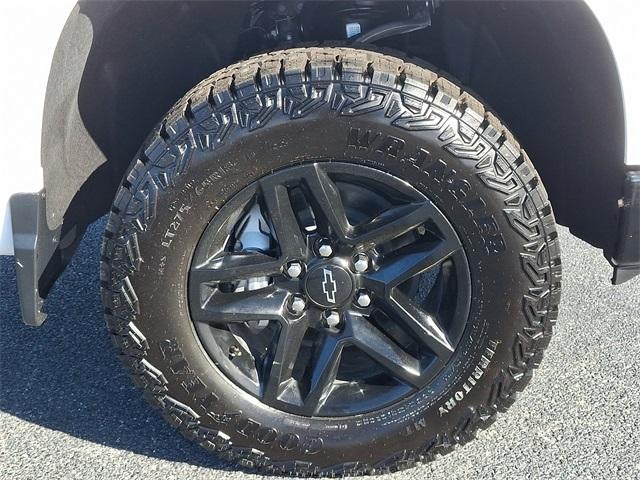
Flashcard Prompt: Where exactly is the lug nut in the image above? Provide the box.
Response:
[353,253,370,273]
[317,239,333,258]
[323,311,341,328]
[286,261,304,279]
[355,290,372,308]
[289,295,307,315]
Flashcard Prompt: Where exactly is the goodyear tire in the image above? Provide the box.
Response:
[101,47,561,476]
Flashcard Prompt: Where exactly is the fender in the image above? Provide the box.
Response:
[587,0,640,167]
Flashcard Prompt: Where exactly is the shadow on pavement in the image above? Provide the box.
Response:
[0,218,230,469]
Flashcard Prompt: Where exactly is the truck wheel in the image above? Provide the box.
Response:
[101,47,561,476]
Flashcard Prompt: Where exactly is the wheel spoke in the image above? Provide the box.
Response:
[259,178,308,260]
[192,285,289,325]
[352,202,433,247]
[302,164,351,241]
[302,334,343,415]
[347,313,422,388]
[428,260,452,314]
[263,317,309,401]
[387,290,454,359]
[364,238,461,296]
[190,252,283,285]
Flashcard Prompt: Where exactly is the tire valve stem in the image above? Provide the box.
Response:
[229,345,242,358]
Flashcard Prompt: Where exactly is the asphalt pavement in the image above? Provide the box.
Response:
[1,219,639,479]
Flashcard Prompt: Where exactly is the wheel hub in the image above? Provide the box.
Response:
[304,263,354,309]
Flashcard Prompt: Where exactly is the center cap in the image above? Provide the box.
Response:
[304,264,354,308]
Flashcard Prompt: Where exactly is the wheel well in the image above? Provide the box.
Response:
[44,0,625,258]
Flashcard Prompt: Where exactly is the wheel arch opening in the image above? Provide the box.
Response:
[42,0,625,273]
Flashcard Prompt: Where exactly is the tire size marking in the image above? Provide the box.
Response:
[161,203,192,248]
[346,128,506,255]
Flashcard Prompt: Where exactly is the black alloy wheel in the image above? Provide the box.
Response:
[189,162,471,417]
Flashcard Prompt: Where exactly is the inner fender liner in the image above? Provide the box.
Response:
[41,4,106,231]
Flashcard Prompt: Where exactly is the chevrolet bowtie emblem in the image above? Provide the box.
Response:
[322,268,337,304]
